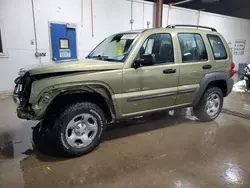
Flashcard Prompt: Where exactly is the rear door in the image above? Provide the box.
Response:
[176,32,212,105]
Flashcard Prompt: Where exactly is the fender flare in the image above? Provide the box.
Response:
[37,83,118,121]
[193,72,231,106]
[57,85,117,119]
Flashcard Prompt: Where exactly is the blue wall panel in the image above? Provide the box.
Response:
[50,23,77,62]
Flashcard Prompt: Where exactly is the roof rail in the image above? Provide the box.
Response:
[166,24,217,32]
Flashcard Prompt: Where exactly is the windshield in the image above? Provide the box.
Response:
[87,33,140,63]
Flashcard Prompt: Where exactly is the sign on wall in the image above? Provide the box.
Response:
[234,39,246,55]
[59,49,71,58]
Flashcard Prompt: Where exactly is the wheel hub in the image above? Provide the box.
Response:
[65,113,98,148]
[206,93,220,117]
[75,123,87,136]
[208,100,215,107]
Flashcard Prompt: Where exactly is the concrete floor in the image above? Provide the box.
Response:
[0,93,250,188]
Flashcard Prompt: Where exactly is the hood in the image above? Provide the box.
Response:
[21,59,124,75]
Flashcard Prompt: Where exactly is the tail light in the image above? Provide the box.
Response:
[230,62,235,77]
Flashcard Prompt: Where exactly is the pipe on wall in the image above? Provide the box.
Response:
[156,0,163,28]
[130,0,134,30]
[172,0,193,5]
[90,0,94,37]
[166,0,193,26]
[197,11,201,25]
[166,5,171,26]
[31,0,41,63]
[81,0,83,27]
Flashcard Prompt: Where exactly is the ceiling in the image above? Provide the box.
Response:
[145,0,250,19]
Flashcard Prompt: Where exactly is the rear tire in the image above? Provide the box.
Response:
[49,102,107,157]
[194,87,223,122]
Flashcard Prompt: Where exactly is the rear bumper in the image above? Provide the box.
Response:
[226,77,234,96]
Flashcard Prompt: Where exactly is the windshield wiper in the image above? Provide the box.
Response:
[102,57,121,62]
[86,55,107,60]
[87,55,120,62]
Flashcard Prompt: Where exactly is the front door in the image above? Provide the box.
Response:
[121,33,179,117]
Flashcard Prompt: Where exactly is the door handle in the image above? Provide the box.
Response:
[203,65,212,69]
[163,69,176,74]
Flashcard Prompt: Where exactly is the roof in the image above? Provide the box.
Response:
[119,29,146,34]
[124,25,219,34]
[115,25,220,38]
[142,27,219,35]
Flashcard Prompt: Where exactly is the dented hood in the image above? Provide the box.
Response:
[20,59,124,75]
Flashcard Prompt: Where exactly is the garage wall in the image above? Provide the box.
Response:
[33,0,132,62]
[199,11,250,67]
[0,0,250,91]
[0,0,38,92]
[164,7,250,68]
[0,0,133,91]
[168,6,199,25]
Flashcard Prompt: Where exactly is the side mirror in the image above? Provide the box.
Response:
[133,54,155,69]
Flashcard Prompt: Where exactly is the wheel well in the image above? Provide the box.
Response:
[206,80,227,97]
[43,92,114,125]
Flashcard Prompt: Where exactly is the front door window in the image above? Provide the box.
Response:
[138,33,174,64]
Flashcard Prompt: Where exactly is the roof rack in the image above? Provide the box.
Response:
[166,24,217,32]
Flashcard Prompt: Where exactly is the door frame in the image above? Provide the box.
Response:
[120,31,180,116]
[48,21,79,62]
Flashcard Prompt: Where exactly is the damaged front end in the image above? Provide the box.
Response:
[13,72,35,119]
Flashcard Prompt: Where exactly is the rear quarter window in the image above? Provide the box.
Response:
[207,35,228,60]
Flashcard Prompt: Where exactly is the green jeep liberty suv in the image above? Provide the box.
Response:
[13,25,235,156]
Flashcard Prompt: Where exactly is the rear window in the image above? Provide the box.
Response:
[207,35,227,60]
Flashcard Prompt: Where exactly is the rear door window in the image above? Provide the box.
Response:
[178,33,208,63]
[207,35,227,60]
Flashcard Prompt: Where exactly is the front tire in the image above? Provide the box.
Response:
[194,87,223,122]
[50,102,107,157]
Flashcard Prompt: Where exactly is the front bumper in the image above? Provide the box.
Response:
[16,106,35,120]
[13,73,35,120]
[13,93,35,120]
[226,77,234,96]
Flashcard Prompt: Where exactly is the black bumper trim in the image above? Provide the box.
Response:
[127,91,178,102]
[17,106,35,120]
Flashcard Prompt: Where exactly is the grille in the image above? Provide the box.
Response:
[13,72,32,107]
